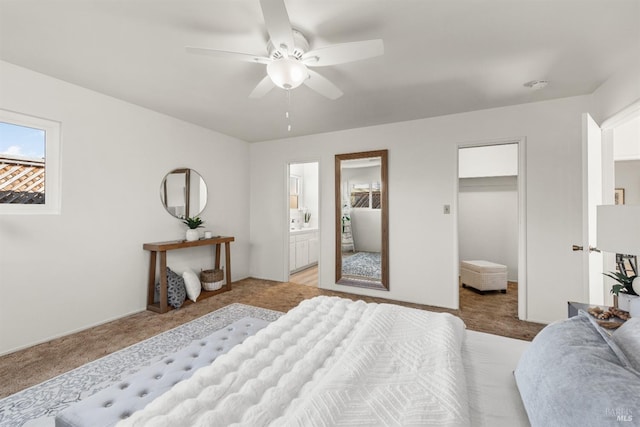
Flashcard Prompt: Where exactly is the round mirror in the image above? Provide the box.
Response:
[160,168,208,218]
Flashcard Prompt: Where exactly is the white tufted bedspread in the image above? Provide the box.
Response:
[118,296,470,427]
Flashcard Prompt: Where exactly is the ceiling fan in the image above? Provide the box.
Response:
[185,0,384,100]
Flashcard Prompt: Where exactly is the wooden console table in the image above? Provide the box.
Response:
[143,236,234,313]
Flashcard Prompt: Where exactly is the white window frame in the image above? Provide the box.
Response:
[0,109,61,215]
[349,180,381,210]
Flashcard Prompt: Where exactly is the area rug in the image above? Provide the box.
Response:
[342,251,382,279]
[0,304,282,427]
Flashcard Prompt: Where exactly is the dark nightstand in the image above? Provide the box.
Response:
[567,301,598,318]
[567,301,626,328]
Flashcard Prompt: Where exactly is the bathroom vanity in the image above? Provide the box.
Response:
[289,228,319,272]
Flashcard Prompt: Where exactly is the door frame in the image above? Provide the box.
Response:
[594,99,640,305]
[582,113,604,304]
[456,137,528,320]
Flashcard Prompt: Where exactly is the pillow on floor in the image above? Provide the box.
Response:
[182,269,201,302]
[154,267,186,309]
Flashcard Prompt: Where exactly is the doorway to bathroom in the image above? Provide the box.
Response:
[288,161,319,286]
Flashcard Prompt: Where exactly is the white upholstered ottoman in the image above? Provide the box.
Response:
[460,260,507,293]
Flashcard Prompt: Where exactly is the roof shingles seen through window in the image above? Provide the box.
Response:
[0,154,45,204]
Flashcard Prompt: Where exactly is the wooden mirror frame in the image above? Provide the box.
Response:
[335,149,389,290]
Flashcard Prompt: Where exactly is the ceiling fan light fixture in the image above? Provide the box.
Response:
[267,58,309,90]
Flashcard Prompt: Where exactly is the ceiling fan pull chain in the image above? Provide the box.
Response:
[286,89,292,132]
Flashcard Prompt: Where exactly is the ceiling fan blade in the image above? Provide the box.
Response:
[304,69,343,100]
[185,46,271,64]
[249,75,276,98]
[301,39,384,67]
[259,0,295,55]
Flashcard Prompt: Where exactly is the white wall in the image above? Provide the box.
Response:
[613,116,640,161]
[592,56,640,124]
[615,160,640,205]
[459,144,518,178]
[0,61,250,355]
[250,95,592,323]
[458,177,518,281]
[350,210,381,253]
[302,162,319,229]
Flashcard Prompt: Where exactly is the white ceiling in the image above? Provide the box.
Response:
[1,0,638,142]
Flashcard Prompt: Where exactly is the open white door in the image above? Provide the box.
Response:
[580,113,604,304]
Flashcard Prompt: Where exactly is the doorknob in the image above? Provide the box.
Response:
[589,245,601,253]
[572,245,583,251]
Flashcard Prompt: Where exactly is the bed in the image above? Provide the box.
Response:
[55,296,640,427]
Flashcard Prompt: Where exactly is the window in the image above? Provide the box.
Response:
[350,183,370,208]
[350,181,381,209]
[289,175,300,209]
[0,109,61,214]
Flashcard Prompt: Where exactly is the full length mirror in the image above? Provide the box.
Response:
[335,150,389,290]
[160,168,208,218]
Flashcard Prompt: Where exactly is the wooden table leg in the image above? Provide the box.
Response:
[159,251,168,313]
[225,241,232,290]
[147,251,157,309]
[214,243,221,269]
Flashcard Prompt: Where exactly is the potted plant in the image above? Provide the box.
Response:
[303,211,311,227]
[341,213,350,232]
[604,270,639,311]
[182,216,204,241]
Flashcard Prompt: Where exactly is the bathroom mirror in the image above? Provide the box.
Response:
[160,168,207,218]
[335,150,389,290]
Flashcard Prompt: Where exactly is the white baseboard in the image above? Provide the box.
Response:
[1,308,146,357]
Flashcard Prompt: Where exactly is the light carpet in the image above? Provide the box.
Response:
[0,304,282,427]
[342,251,382,279]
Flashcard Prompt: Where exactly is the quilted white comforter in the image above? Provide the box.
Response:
[118,296,470,427]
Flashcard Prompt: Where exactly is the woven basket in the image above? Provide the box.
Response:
[200,269,224,291]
